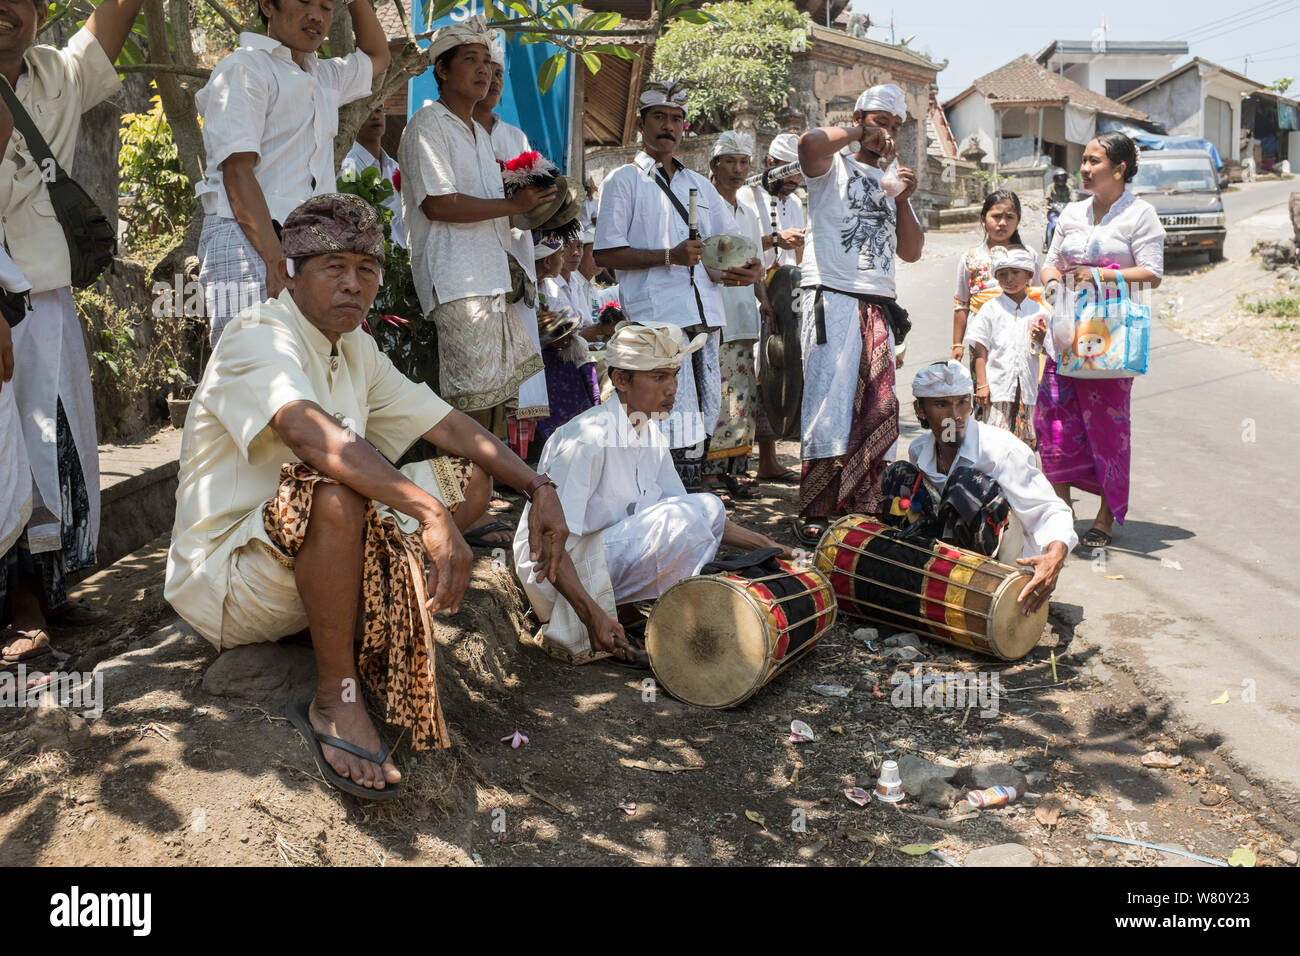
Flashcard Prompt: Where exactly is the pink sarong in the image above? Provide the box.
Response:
[1033,358,1131,523]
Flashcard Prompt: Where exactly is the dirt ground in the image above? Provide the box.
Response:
[3,482,1297,868]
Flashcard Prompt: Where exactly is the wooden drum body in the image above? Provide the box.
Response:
[646,560,837,708]
[814,515,1047,661]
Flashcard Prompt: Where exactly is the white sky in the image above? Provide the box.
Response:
[841,0,1300,101]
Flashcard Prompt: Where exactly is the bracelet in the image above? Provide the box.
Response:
[523,472,557,501]
[664,248,671,268]
[951,343,964,348]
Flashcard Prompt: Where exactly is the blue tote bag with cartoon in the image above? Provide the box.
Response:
[1057,268,1150,378]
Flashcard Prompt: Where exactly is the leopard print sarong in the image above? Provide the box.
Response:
[262,459,473,751]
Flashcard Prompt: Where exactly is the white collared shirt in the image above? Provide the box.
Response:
[194,32,373,223]
[594,151,738,329]
[488,118,530,162]
[717,188,764,342]
[908,421,1078,556]
[1045,189,1165,278]
[964,292,1051,403]
[399,100,512,315]
[340,142,406,248]
[746,185,805,270]
[0,28,121,294]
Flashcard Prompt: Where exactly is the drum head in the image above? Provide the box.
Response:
[986,570,1050,660]
[646,577,770,709]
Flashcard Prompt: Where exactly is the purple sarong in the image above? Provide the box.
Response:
[1034,358,1131,523]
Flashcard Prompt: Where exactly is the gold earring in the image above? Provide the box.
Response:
[1113,170,1123,180]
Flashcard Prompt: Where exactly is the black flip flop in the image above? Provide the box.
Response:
[791,518,827,548]
[757,470,799,485]
[722,475,757,500]
[286,700,402,802]
[463,519,514,549]
[1079,527,1112,549]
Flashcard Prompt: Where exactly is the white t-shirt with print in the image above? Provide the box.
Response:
[800,153,898,298]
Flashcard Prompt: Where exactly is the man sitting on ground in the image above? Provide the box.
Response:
[166,194,616,800]
[901,360,1076,614]
[513,322,789,667]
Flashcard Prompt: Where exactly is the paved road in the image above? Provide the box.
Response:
[1221,177,1297,224]
[893,179,1300,810]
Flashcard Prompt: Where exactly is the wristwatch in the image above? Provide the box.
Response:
[523,472,558,501]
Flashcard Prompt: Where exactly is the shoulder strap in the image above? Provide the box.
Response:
[652,165,692,227]
[0,77,62,176]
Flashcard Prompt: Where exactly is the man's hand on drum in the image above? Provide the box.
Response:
[721,519,795,560]
[1015,541,1068,615]
[720,256,764,288]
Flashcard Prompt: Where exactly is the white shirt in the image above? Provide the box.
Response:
[567,272,598,324]
[747,185,805,270]
[594,151,738,329]
[908,422,1078,557]
[195,32,373,223]
[488,118,530,162]
[540,275,579,316]
[964,293,1050,403]
[801,152,898,297]
[1045,189,1165,278]
[399,100,512,315]
[340,142,406,248]
[717,189,764,343]
[582,197,599,230]
[0,239,32,558]
[512,392,685,605]
[0,28,121,294]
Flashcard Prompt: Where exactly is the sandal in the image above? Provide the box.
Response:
[722,475,757,500]
[1079,527,1112,549]
[792,518,827,548]
[286,700,402,802]
[44,598,109,628]
[2,628,52,665]
[756,469,799,485]
[463,519,515,549]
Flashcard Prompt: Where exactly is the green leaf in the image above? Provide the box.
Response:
[580,51,601,75]
[1228,847,1256,867]
[898,843,934,856]
[676,10,716,25]
[586,44,637,60]
[429,0,465,22]
[537,51,566,95]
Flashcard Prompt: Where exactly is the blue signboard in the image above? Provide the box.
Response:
[408,1,575,171]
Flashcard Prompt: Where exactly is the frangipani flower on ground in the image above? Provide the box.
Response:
[501,725,530,749]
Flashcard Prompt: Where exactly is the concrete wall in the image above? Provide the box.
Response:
[947,94,997,162]
[1052,54,1183,98]
[1124,68,1201,139]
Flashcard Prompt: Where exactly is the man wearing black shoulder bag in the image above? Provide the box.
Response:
[0,0,144,662]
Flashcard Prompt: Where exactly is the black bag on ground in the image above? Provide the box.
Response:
[0,79,116,288]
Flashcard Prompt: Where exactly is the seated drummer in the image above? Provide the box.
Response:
[905,360,1077,614]
[513,321,790,667]
[165,194,592,800]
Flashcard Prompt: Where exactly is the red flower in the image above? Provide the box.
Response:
[391,168,401,192]
[383,314,410,327]
[504,150,544,172]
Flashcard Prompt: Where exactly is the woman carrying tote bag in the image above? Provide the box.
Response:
[1038,132,1165,550]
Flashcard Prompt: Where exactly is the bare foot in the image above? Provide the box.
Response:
[309,696,401,791]
[1,628,51,661]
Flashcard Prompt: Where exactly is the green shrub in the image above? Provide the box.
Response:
[119,89,194,243]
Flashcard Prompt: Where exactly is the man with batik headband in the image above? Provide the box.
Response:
[194,0,392,345]
[890,361,1075,614]
[792,83,924,546]
[398,15,550,437]
[705,130,771,501]
[594,79,765,493]
[514,322,788,667]
[748,131,806,270]
[166,194,592,801]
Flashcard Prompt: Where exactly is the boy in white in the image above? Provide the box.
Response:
[964,245,1049,448]
[593,79,763,492]
[339,106,405,248]
[514,323,787,665]
[194,0,391,344]
[749,131,806,269]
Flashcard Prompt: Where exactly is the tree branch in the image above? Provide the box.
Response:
[119,63,213,78]
[198,0,244,35]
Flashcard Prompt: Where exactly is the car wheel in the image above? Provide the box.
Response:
[1209,244,1225,263]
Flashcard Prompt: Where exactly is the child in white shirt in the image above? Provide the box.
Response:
[965,246,1048,448]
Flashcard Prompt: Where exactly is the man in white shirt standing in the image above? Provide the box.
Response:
[0,0,147,661]
[194,0,392,345]
[793,83,923,546]
[514,322,787,666]
[339,105,405,248]
[749,131,806,270]
[399,16,550,439]
[594,79,763,492]
[905,360,1075,613]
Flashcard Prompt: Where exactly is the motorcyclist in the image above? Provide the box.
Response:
[1047,167,1073,205]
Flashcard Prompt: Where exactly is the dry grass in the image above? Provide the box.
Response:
[0,749,73,796]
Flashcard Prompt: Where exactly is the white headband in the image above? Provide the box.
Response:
[711,130,754,159]
[639,80,688,116]
[855,83,907,120]
[912,360,974,398]
[768,132,799,163]
[989,245,1037,276]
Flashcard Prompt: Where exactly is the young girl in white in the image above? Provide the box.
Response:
[951,190,1039,361]
[964,246,1048,448]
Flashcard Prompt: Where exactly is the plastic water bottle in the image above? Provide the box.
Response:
[967,786,1018,808]
[880,160,906,198]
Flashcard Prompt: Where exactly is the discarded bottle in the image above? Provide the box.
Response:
[966,786,1018,808]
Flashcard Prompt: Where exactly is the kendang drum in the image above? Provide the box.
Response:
[814,515,1047,661]
[646,550,837,708]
